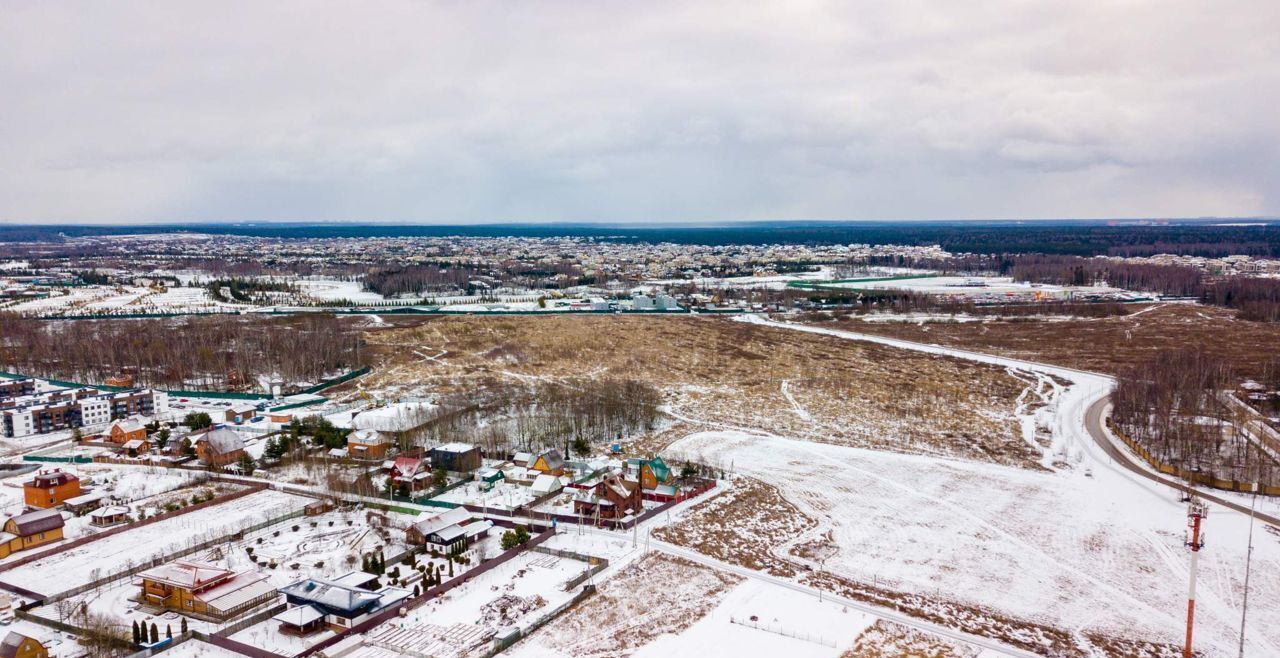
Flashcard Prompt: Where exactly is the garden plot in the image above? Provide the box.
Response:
[432,480,540,512]
[368,547,583,657]
[221,507,412,585]
[665,430,1280,658]
[0,489,307,596]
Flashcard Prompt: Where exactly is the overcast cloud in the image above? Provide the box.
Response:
[1,0,1278,223]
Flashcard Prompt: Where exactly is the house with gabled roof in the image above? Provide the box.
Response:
[389,455,431,491]
[347,429,391,460]
[0,508,65,558]
[136,559,276,621]
[573,474,643,520]
[108,417,147,444]
[0,631,47,658]
[276,575,410,633]
[192,426,246,468]
[629,456,674,490]
[530,449,565,476]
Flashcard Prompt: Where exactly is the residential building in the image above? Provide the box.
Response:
[529,449,566,476]
[0,632,47,658]
[136,560,276,621]
[22,469,81,509]
[429,442,481,473]
[89,505,130,528]
[108,417,147,444]
[276,574,411,633]
[0,379,35,401]
[406,507,471,546]
[573,474,644,520]
[192,426,247,468]
[347,429,391,460]
[0,508,65,558]
[389,455,430,491]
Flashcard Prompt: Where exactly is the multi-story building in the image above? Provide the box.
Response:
[0,386,161,437]
[0,378,36,401]
[22,469,82,509]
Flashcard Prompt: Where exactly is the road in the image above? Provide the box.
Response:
[1085,395,1280,528]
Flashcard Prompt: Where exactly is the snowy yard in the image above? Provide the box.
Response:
[0,489,308,596]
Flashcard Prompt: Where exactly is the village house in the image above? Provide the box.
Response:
[529,449,566,476]
[225,403,258,424]
[22,469,81,509]
[388,455,431,491]
[573,474,644,520]
[0,631,47,658]
[530,473,565,496]
[428,443,482,473]
[62,492,107,515]
[346,429,392,460]
[275,573,411,633]
[136,559,276,621]
[108,417,147,444]
[405,507,491,549]
[192,426,247,468]
[121,437,151,456]
[629,456,675,490]
[0,508,65,558]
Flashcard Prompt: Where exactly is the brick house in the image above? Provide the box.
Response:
[192,427,247,468]
[108,418,147,444]
[22,469,81,509]
[572,474,643,520]
[429,443,482,473]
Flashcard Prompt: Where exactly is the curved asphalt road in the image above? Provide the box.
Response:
[1085,395,1280,528]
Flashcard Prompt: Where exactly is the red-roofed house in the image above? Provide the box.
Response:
[136,559,276,620]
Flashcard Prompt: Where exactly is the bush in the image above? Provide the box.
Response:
[292,525,300,532]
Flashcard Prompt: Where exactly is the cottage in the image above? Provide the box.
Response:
[136,560,276,621]
[192,427,247,468]
[0,508,65,558]
[108,417,147,444]
[0,632,47,658]
[277,576,410,632]
[304,500,334,517]
[346,429,391,461]
[477,467,504,490]
[529,474,565,496]
[22,469,81,509]
[89,505,131,527]
[429,443,482,473]
[630,457,674,490]
[529,449,566,476]
[512,451,533,467]
[406,507,471,546]
[389,456,431,491]
[122,437,151,456]
[267,412,294,424]
[573,474,643,520]
[225,403,258,424]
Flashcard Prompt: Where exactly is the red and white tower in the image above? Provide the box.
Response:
[1184,497,1208,658]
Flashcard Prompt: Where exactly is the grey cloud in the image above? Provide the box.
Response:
[0,0,1277,223]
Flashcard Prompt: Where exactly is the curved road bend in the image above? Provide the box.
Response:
[1085,396,1280,527]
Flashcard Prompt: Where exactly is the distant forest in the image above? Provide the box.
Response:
[0,314,364,392]
[5,220,1280,257]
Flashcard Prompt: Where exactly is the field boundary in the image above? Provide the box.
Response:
[1107,418,1280,495]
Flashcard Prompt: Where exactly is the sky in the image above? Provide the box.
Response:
[1,1,1278,224]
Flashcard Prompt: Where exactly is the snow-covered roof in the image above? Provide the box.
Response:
[89,505,130,518]
[349,429,391,445]
[200,571,274,613]
[139,560,233,590]
[432,442,476,453]
[123,439,147,450]
[112,418,145,434]
[280,578,384,615]
[530,474,564,494]
[7,508,64,536]
[412,507,471,536]
[195,427,245,456]
[273,604,325,627]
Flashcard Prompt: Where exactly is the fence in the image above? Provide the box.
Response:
[295,527,558,658]
[1107,419,1280,496]
[481,585,597,656]
[728,616,837,647]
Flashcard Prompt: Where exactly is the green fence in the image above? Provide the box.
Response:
[268,397,329,412]
[786,274,935,290]
[299,366,371,395]
[23,455,94,464]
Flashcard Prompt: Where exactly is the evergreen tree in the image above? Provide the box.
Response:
[181,618,188,634]
[150,623,159,644]
[166,624,172,639]
[132,620,141,645]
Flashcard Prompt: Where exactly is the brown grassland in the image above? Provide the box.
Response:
[359,314,1038,467]
[823,303,1280,380]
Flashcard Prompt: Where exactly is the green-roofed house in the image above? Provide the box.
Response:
[633,456,673,491]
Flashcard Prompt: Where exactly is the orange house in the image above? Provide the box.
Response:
[529,449,565,476]
[0,631,49,658]
[109,418,147,444]
[22,469,81,509]
[347,429,391,460]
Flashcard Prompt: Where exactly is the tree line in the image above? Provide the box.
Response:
[0,313,364,392]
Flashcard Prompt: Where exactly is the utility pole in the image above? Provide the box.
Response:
[1184,496,1208,658]
[1237,482,1259,658]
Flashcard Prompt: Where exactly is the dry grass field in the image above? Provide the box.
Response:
[843,621,979,658]
[515,553,742,658]
[826,303,1280,379]
[360,314,1038,467]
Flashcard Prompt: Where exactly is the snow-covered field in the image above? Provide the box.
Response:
[651,316,1280,657]
[0,489,308,596]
